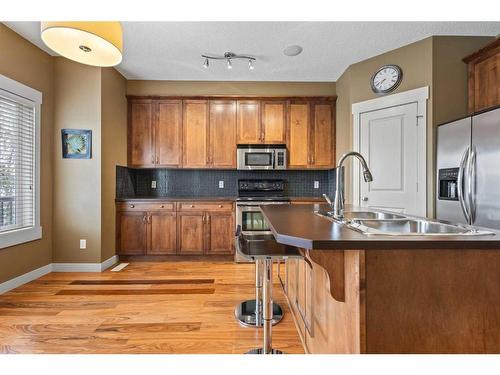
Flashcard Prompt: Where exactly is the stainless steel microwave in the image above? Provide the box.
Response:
[236,144,287,170]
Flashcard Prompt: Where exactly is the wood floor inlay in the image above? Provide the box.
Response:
[0,261,304,354]
[70,279,215,285]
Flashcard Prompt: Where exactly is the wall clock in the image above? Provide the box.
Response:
[370,65,403,94]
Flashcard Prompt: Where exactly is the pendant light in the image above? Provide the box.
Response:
[41,22,123,67]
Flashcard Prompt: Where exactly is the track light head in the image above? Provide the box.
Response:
[203,58,209,69]
[248,59,254,70]
[227,59,232,69]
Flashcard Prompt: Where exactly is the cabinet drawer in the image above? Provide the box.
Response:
[178,202,233,212]
[117,202,175,212]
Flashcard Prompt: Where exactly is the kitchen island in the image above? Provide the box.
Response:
[261,204,500,354]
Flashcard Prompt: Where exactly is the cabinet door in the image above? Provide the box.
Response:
[149,212,177,255]
[311,103,334,168]
[183,100,209,168]
[117,211,147,255]
[288,102,311,168]
[262,101,287,143]
[206,212,234,255]
[209,100,236,168]
[237,100,261,144]
[177,212,205,255]
[129,100,154,167]
[155,100,182,167]
[474,54,500,112]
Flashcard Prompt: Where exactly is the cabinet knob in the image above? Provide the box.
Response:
[160,205,164,208]
[130,204,135,208]
[190,204,195,208]
[218,205,223,208]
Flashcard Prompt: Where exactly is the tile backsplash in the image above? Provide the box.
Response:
[116,166,337,199]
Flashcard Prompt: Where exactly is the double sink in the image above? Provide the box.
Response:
[316,209,493,236]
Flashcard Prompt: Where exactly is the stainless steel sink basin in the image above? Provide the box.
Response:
[350,219,471,235]
[343,211,406,220]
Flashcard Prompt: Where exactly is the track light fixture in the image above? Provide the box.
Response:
[201,51,256,71]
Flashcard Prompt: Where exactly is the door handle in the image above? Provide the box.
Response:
[361,197,368,202]
[468,146,477,224]
[458,147,471,224]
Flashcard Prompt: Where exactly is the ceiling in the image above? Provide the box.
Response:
[4,22,500,82]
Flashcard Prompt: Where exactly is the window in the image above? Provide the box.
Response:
[0,74,41,248]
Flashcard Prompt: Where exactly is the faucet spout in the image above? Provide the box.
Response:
[333,151,373,219]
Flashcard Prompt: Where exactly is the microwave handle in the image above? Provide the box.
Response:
[271,150,276,169]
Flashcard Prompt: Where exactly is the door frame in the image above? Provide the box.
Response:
[351,86,429,216]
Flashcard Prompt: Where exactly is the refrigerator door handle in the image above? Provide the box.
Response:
[457,146,471,224]
[468,146,477,224]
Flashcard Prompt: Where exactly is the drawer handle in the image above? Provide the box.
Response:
[130,204,135,208]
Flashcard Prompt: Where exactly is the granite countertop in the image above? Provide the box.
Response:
[115,196,326,202]
[260,204,500,250]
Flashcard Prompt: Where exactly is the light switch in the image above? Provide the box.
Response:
[314,181,320,189]
[218,180,224,189]
[151,180,157,189]
[80,239,86,249]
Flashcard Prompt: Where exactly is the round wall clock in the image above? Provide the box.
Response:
[370,65,403,94]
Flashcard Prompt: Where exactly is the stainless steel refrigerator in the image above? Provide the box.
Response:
[436,106,500,229]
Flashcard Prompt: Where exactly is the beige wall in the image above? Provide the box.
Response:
[52,58,102,263]
[0,25,54,283]
[101,68,127,262]
[127,80,335,97]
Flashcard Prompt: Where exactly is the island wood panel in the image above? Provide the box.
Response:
[365,249,500,353]
[261,101,287,144]
[288,102,310,168]
[116,211,147,255]
[209,100,236,168]
[155,100,182,167]
[177,212,205,255]
[287,250,365,354]
[149,212,177,255]
[128,100,154,167]
[183,100,209,168]
[236,100,261,144]
[206,212,234,255]
[311,102,334,168]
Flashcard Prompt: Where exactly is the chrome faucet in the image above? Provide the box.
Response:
[324,151,373,219]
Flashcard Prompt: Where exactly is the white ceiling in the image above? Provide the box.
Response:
[4,22,500,81]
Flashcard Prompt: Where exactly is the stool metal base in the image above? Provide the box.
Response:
[234,299,283,327]
[246,348,285,354]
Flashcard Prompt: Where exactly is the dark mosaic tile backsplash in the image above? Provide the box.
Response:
[116,166,337,199]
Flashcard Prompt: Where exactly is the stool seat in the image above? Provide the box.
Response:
[237,234,303,260]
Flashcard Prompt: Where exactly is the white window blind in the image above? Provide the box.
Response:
[0,92,36,233]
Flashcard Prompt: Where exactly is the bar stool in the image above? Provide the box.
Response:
[236,230,303,354]
[234,236,283,327]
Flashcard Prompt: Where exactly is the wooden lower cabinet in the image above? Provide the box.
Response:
[117,211,148,255]
[149,212,177,255]
[177,212,205,255]
[117,201,234,256]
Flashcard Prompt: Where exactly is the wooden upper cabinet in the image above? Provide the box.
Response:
[209,100,236,168]
[129,100,154,167]
[311,103,334,168]
[155,100,182,167]
[237,100,261,144]
[262,101,287,143]
[288,102,311,168]
[183,100,209,168]
[464,39,500,113]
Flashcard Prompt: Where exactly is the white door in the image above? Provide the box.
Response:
[358,102,420,214]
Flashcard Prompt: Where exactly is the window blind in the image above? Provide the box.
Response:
[0,92,35,233]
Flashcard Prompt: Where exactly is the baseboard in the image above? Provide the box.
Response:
[52,255,119,272]
[0,255,119,294]
[0,263,52,294]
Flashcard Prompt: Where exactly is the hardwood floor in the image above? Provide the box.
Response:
[0,261,304,354]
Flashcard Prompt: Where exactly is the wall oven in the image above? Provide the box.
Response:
[237,144,287,170]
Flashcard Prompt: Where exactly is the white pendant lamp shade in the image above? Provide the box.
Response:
[41,22,123,67]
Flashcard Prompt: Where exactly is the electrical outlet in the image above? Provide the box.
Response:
[151,180,157,189]
[79,239,86,249]
[314,181,320,189]
[218,180,224,189]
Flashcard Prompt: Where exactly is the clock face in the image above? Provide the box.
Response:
[371,65,402,94]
